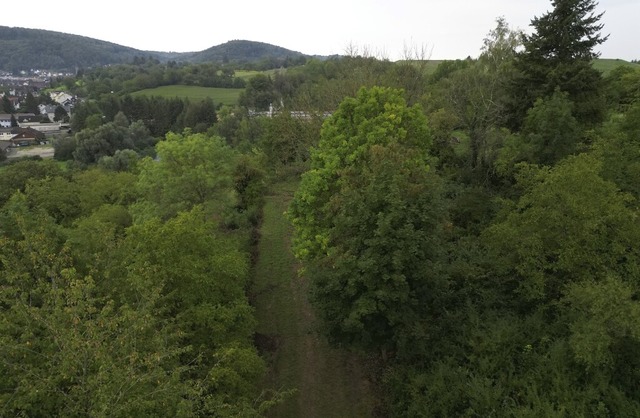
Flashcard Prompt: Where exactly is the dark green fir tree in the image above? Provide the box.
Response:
[508,0,609,129]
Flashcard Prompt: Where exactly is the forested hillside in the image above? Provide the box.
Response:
[2,0,640,416]
[187,40,307,67]
[0,26,313,72]
[0,26,147,72]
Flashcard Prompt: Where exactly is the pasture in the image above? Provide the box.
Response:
[131,85,242,106]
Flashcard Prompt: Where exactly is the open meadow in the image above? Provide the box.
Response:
[131,85,242,106]
[593,58,640,75]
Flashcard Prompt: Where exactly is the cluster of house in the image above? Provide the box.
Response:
[0,124,47,153]
[0,91,75,154]
[0,73,49,90]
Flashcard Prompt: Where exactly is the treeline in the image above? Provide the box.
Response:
[236,55,422,111]
[69,93,217,137]
[0,131,281,416]
[62,93,322,174]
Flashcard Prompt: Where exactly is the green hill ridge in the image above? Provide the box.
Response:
[0,26,312,72]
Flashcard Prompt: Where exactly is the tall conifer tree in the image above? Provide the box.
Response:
[509,0,608,129]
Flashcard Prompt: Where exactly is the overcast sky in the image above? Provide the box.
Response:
[16,0,639,61]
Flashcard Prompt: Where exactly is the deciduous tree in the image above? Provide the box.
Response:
[136,131,236,219]
[289,87,446,354]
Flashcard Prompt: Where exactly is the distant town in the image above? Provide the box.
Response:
[1,69,75,155]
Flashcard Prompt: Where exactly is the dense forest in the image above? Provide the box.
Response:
[3,0,640,415]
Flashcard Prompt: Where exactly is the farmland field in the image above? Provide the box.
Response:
[131,85,242,106]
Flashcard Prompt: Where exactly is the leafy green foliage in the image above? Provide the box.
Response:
[258,110,322,175]
[137,131,236,219]
[71,94,219,139]
[0,132,270,415]
[423,18,521,182]
[519,90,583,165]
[486,153,639,304]
[0,159,64,206]
[4,8,640,415]
[605,65,640,111]
[72,116,155,165]
[0,197,193,416]
[289,87,446,354]
[2,94,15,113]
[239,74,278,111]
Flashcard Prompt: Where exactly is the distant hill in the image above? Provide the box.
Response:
[187,40,306,64]
[2,26,635,75]
[0,26,314,72]
[0,26,148,72]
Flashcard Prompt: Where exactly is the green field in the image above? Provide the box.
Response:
[395,59,444,75]
[131,85,242,106]
[593,58,640,75]
[235,69,281,80]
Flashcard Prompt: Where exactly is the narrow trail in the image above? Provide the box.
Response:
[251,182,378,418]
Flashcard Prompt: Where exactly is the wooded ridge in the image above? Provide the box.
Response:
[0,26,314,72]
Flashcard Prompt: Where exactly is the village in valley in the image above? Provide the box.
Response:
[0,70,75,158]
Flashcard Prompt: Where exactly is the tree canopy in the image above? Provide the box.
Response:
[289,87,447,355]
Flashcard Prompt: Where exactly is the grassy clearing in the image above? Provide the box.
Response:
[593,58,640,75]
[394,59,444,75]
[6,144,54,160]
[251,180,378,418]
[130,85,242,106]
[235,69,280,81]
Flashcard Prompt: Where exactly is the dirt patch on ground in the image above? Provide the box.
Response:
[7,146,55,159]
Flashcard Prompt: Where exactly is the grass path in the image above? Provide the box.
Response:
[251,181,378,418]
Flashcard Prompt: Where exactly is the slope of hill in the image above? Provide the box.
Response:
[0,26,147,72]
[187,39,305,64]
[0,27,313,72]
[593,58,640,75]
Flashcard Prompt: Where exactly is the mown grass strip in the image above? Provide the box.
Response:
[251,180,378,418]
